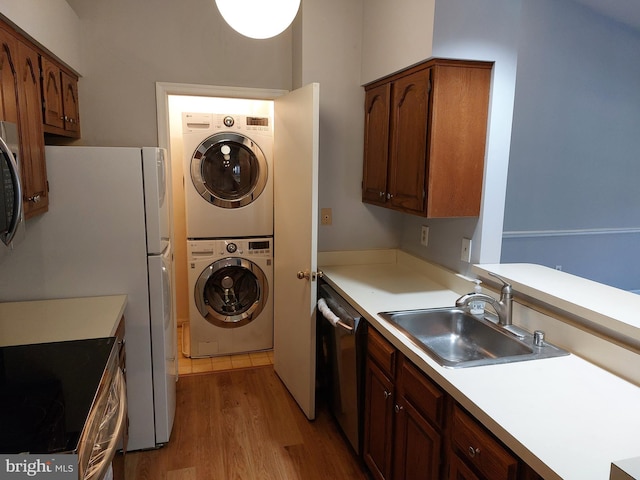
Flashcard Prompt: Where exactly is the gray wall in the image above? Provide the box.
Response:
[502,0,640,291]
[66,0,293,147]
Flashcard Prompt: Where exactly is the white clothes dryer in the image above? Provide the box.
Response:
[182,112,273,238]
[187,237,273,357]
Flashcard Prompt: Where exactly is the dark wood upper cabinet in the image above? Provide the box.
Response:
[0,29,19,125]
[0,17,82,219]
[0,25,49,217]
[41,55,80,138]
[362,83,391,206]
[362,59,492,218]
[16,41,48,217]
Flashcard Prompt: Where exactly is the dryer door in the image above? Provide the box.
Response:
[195,257,268,327]
[190,132,268,209]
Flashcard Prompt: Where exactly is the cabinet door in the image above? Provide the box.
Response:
[0,29,19,123]
[451,406,518,480]
[363,358,395,480]
[387,68,430,214]
[362,83,390,206]
[393,398,442,480]
[41,56,64,129]
[426,64,491,217]
[16,41,48,217]
[61,71,80,134]
[449,453,482,480]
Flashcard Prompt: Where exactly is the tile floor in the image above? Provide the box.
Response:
[177,323,274,376]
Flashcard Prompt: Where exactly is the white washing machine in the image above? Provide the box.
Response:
[187,237,273,357]
[182,112,273,238]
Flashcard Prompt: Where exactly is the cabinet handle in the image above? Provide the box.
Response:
[386,193,393,200]
[468,446,481,458]
[394,404,403,413]
[28,194,41,203]
[383,390,392,400]
[379,191,385,198]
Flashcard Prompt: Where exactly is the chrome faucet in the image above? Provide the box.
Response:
[456,272,514,326]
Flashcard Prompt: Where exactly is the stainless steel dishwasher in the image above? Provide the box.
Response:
[317,281,366,456]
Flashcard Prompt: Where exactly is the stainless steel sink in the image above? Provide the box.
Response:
[378,307,569,368]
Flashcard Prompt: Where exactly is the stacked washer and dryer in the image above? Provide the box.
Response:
[182,112,274,358]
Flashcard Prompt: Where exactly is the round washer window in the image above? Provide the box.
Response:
[191,132,268,209]
[194,258,268,328]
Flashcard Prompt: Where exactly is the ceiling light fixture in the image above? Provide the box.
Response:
[215,0,301,39]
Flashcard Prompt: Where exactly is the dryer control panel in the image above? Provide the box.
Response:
[188,238,272,259]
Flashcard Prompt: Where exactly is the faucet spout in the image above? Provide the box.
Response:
[455,273,514,326]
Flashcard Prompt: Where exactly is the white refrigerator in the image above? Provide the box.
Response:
[0,146,177,451]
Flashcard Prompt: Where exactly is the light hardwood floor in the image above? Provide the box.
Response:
[124,367,368,480]
[123,325,367,479]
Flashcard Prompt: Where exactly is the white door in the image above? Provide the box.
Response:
[273,83,320,420]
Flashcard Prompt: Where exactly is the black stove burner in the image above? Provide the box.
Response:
[0,337,115,454]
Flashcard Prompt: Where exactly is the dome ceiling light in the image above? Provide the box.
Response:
[215,0,301,39]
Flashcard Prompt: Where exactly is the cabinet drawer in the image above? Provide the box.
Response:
[367,327,396,379]
[451,406,518,480]
[398,356,444,427]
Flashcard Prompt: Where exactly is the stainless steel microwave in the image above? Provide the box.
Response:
[0,121,23,248]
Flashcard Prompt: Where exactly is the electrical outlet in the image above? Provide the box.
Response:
[460,238,472,262]
[420,225,429,247]
[320,208,332,225]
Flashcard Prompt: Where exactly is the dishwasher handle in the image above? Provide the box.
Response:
[318,298,354,332]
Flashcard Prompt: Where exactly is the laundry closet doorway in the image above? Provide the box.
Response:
[156,82,321,419]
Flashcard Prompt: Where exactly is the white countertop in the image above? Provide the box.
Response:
[0,295,127,347]
[320,258,640,480]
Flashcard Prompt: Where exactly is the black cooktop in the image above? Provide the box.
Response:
[0,337,115,454]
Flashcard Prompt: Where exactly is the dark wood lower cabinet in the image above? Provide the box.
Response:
[393,398,442,479]
[363,325,544,480]
[363,347,395,480]
[364,330,445,480]
[450,453,482,480]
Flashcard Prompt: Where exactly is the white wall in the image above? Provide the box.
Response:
[65,0,293,147]
[360,0,435,84]
[302,0,402,252]
[0,0,81,72]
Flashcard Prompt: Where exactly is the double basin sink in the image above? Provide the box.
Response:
[379,307,569,368]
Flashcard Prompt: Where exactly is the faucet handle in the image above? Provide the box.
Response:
[488,272,513,294]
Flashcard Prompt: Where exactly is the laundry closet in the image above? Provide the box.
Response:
[168,96,275,359]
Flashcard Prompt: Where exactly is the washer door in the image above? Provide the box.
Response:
[190,132,268,209]
[194,257,268,328]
